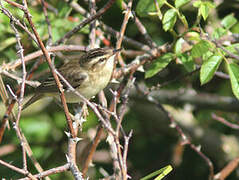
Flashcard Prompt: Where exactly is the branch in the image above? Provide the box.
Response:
[211,113,239,129]
[55,0,116,45]
[4,45,87,70]
[147,89,239,112]
[19,163,70,180]
[214,157,239,180]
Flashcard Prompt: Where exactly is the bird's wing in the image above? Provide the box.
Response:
[22,93,44,110]
[36,70,87,93]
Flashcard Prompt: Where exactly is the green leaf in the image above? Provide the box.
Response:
[221,14,237,29]
[200,55,222,85]
[140,165,173,180]
[162,9,177,31]
[191,40,211,58]
[193,0,201,8]
[175,0,190,8]
[212,27,227,39]
[224,43,239,55]
[194,1,215,20]
[227,63,239,99]
[116,0,123,10]
[58,2,72,18]
[186,31,201,41]
[231,22,239,33]
[200,3,209,20]
[145,53,174,78]
[202,2,215,20]
[202,51,214,61]
[175,38,185,54]
[136,0,165,17]
[180,14,188,28]
[178,53,196,72]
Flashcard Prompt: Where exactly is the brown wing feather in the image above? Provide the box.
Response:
[36,61,87,93]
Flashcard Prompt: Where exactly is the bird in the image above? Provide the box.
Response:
[23,47,121,109]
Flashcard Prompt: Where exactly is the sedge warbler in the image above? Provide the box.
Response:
[23,47,121,109]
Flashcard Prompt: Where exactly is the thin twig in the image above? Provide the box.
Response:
[5,45,87,70]
[148,98,214,180]
[0,69,40,87]
[55,0,117,45]
[82,126,103,177]
[68,138,84,180]
[17,0,76,138]
[9,14,28,171]
[212,113,239,129]
[122,130,132,177]
[19,163,70,180]
[214,157,239,180]
[89,0,97,48]
[55,70,115,135]
[115,0,133,66]
[122,1,157,49]
[0,159,37,180]
[36,0,58,14]
[66,1,149,51]
[211,38,239,61]
[147,89,239,112]
[0,1,38,44]
[41,0,53,45]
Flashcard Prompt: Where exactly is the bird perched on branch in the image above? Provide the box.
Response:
[23,47,121,109]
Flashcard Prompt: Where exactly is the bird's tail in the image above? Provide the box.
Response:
[22,93,44,110]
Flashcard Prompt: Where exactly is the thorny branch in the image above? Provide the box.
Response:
[1,0,238,180]
[146,94,214,180]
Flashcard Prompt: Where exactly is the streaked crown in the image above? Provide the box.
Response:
[79,48,121,67]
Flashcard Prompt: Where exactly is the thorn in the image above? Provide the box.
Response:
[169,122,176,128]
[196,145,201,151]
[111,78,120,84]
[64,131,71,138]
[65,154,70,162]
[73,137,82,143]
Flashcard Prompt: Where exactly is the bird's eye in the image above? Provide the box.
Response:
[99,58,106,63]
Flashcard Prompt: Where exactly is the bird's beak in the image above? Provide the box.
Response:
[113,48,122,54]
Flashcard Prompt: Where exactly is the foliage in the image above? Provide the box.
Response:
[0,0,239,180]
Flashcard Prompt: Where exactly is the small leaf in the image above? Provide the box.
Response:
[180,14,189,28]
[116,0,123,10]
[175,0,190,8]
[145,53,174,78]
[221,14,237,29]
[186,31,201,41]
[200,55,222,85]
[227,63,239,99]
[162,9,177,31]
[202,51,214,60]
[193,0,201,8]
[136,0,165,17]
[175,38,185,54]
[175,38,191,54]
[212,27,227,39]
[191,40,211,58]
[178,53,196,72]
[201,2,215,20]
[224,43,239,55]
[231,22,239,33]
[194,1,215,21]
[200,3,209,20]
[140,165,173,180]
